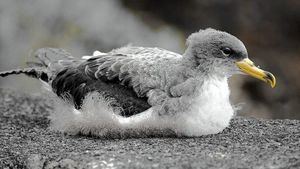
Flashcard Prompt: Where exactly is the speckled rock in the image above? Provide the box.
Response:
[0,88,299,169]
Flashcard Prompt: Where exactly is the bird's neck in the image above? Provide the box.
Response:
[182,48,227,78]
[183,49,216,75]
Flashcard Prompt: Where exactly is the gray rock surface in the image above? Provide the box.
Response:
[0,88,299,169]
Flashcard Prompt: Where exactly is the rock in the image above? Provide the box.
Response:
[0,88,299,169]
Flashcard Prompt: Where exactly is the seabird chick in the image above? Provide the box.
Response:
[0,28,276,137]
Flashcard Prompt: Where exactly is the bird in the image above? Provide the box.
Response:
[0,28,276,137]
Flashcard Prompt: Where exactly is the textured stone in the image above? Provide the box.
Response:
[0,88,299,169]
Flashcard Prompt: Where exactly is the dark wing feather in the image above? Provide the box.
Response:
[51,53,151,117]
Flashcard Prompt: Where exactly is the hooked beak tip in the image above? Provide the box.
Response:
[264,71,276,88]
[236,58,276,88]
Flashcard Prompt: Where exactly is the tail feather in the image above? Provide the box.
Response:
[34,48,75,67]
[0,68,49,82]
[0,48,78,83]
[26,61,45,68]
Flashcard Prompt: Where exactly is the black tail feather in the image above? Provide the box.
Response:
[0,48,76,83]
[0,68,49,82]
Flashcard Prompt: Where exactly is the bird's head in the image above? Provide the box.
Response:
[185,28,276,88]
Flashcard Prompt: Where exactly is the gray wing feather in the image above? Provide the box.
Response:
[81,47,181,97]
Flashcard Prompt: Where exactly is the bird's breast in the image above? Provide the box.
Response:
[174,77,234,136]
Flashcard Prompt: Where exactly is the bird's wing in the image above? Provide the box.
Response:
[79,46,182,97]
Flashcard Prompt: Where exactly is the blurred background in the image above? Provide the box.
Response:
[0,0,299,119]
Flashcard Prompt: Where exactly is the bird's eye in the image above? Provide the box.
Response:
[221,47,232,56]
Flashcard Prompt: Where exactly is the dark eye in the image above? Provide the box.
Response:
[221,47,232,56]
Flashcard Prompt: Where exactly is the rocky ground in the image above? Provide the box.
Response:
[0,88,299,169]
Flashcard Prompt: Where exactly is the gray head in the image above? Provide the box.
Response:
[186,28,248,61]
[184,28,276,88]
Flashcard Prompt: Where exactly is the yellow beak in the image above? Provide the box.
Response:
[236,58,276,88]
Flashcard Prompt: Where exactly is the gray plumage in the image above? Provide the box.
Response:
[0,28,255,136]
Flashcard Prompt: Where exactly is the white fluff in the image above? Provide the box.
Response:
[81,50,107,60]
[48,75,233,138]
[49,92,175,138]
[93,50,106,56]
